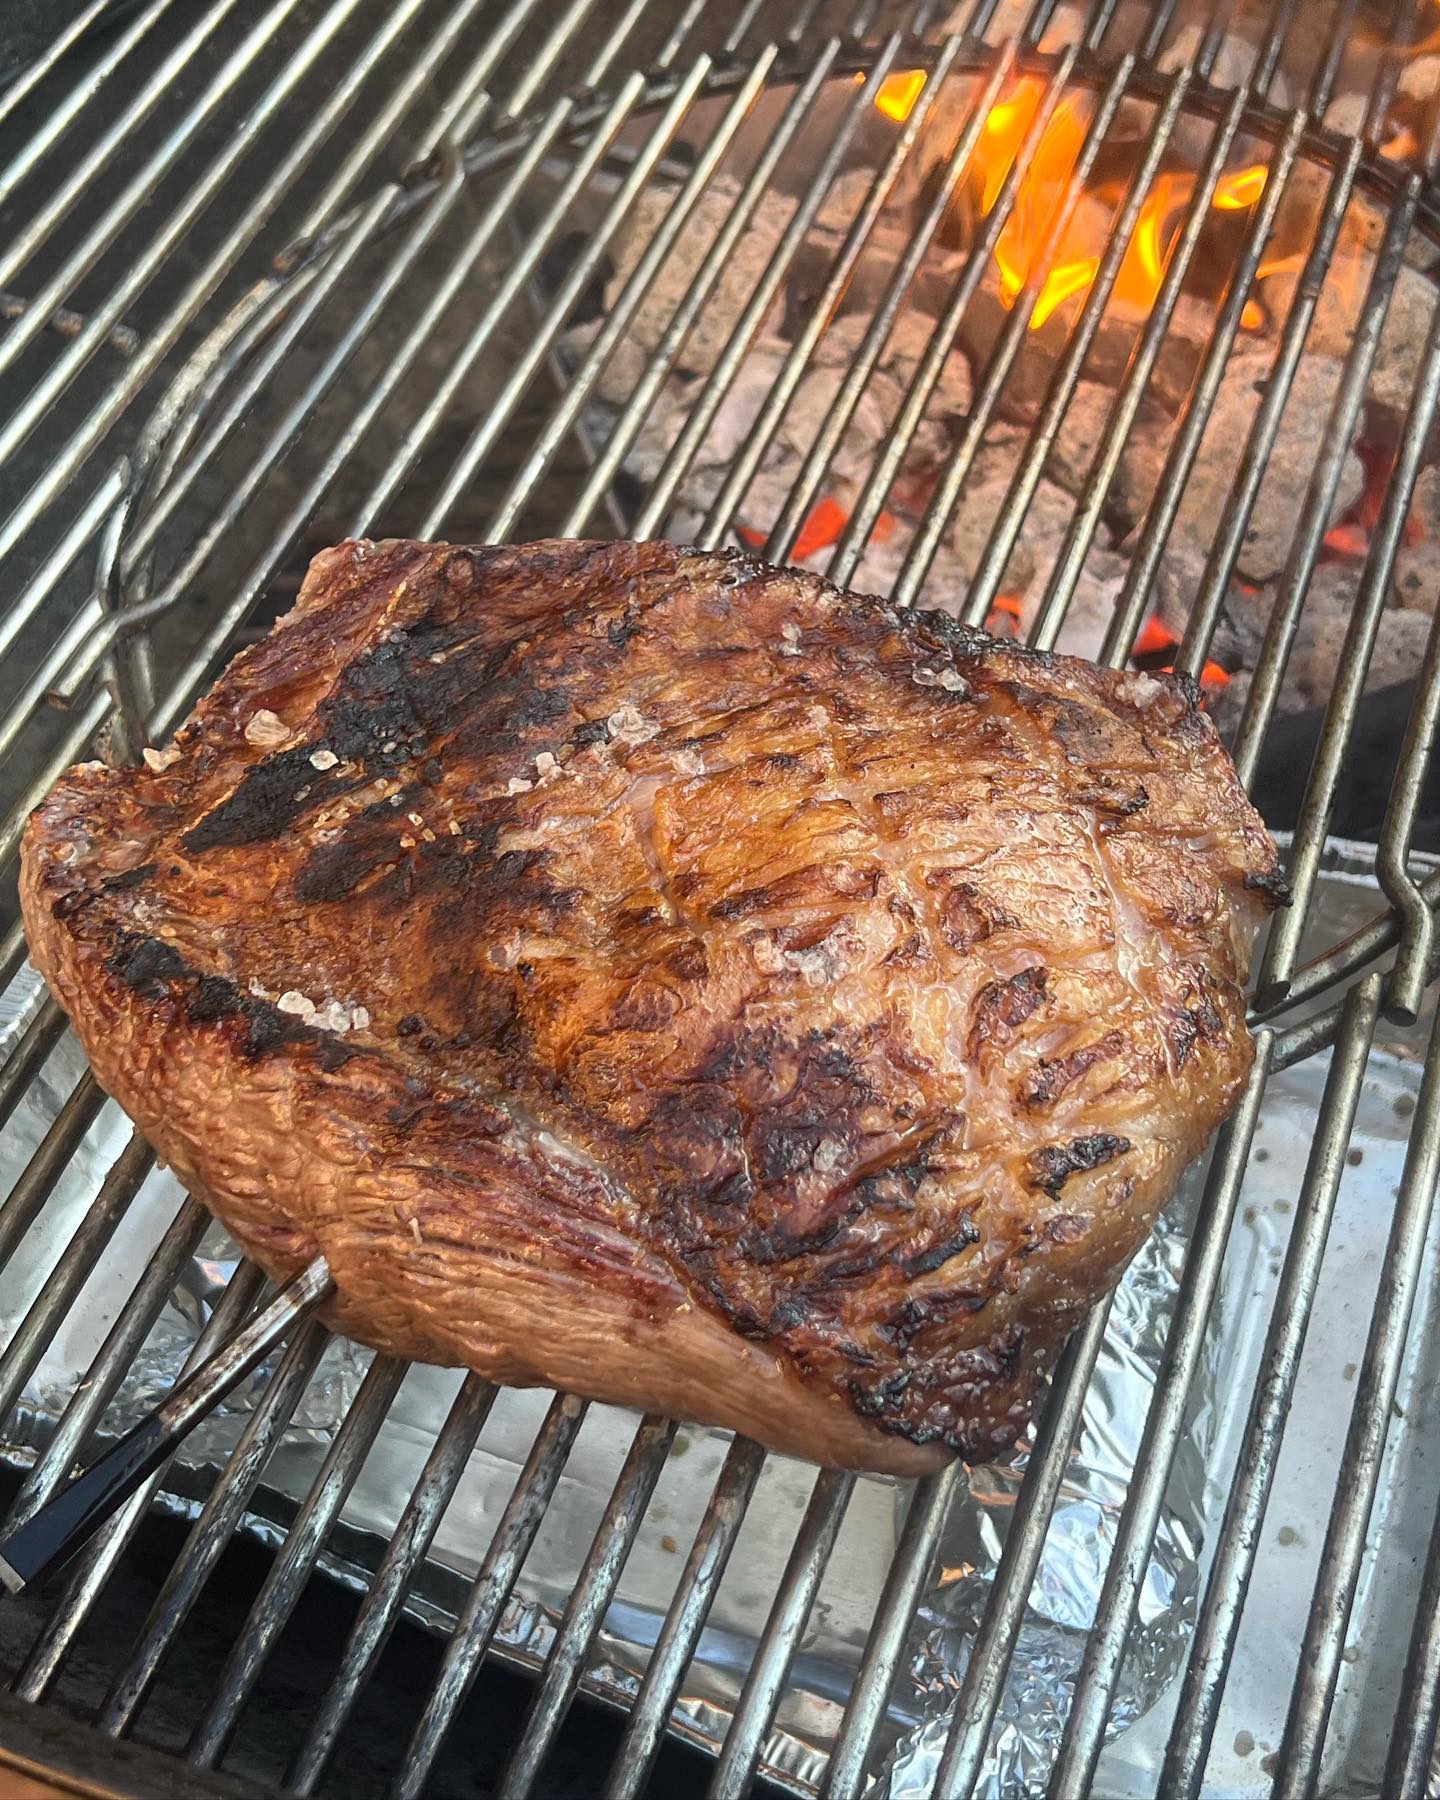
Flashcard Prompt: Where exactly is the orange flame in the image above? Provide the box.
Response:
[975,78,1044,215]
[969,77,1281,333]
[993,92,1091,310]
[874,70,928,124]
[1212,165,1268,210]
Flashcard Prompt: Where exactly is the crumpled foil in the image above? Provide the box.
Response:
[1,845,1430,1798]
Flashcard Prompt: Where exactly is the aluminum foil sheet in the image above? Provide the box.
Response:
[1,840,1434,1798]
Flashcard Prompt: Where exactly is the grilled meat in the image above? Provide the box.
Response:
[22,539,1282,1474]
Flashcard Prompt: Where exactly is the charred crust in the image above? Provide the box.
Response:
[906,606,1004,664]
[1243,866,1292,908]
[107,933,188,994]
[1026,1133,1131,1198]
[1169,967,1226,1069]
[183,744,350,854]
[902,1214,980,1276]
[104,931,319,1059]
[929,875,1018,955]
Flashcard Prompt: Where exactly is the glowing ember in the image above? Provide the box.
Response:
[986,593,1024,636]
[1381,126,1420,162]
[1322,521,1370,557]
[791,495,849,560]
[1134,614,1179,657]
[874,69,927,124]
[739,496,849,563]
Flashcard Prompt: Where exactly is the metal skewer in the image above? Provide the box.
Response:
[0,1255,334,1595]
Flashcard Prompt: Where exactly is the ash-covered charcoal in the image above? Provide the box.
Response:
[1156,19,1265,90]
[1396,467,1440,614]
[1370,264,1440,437]
[1026,542,1130,664]
[953,471,1071,591]
[1048,381,1126,499]
[1082,292,1220,417]
[818,309,976,423]
[1391,538,1440,615]
[811,167,880,239]
[832,522,975,615]
[562,321,654,409]
[1288,565,1433,709]
[1152,539,1269,676]
[603,177,795,375]
[1113,353,1364,583]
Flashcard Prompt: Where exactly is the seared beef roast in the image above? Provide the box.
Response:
[22,539,1282,1473]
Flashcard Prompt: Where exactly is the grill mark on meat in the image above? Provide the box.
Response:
[967,965,1048,1059]
[1026,1133,1131,1197]
[105,930,321,1058]
[927,873,1019,955]
[1018,1029,1127,1109]
[902,1213,981,1276]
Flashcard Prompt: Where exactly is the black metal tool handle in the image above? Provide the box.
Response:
[0,1256,334,1595]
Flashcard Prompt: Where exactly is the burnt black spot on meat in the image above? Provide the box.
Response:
[967,965,1047,1058]
[853,1148,931,1214]
[295,817,401,903]
[1081,776,1149,817]
[1026,1133,1130,1198]
[187,975,244,1022]
[1170,967,1226,1069]
[907,607,1000,664]
[606,607,644,648]
[1244,866,1292,907]
[843,1323,1028,1449]
[108,932,187,996]
[644,1083,753,1217]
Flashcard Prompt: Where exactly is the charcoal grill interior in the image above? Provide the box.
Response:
[2,1,1440,1796]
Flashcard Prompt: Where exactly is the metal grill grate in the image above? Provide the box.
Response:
[2,1,1440,1796]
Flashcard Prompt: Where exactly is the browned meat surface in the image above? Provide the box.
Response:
[22,539,1282,1474]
